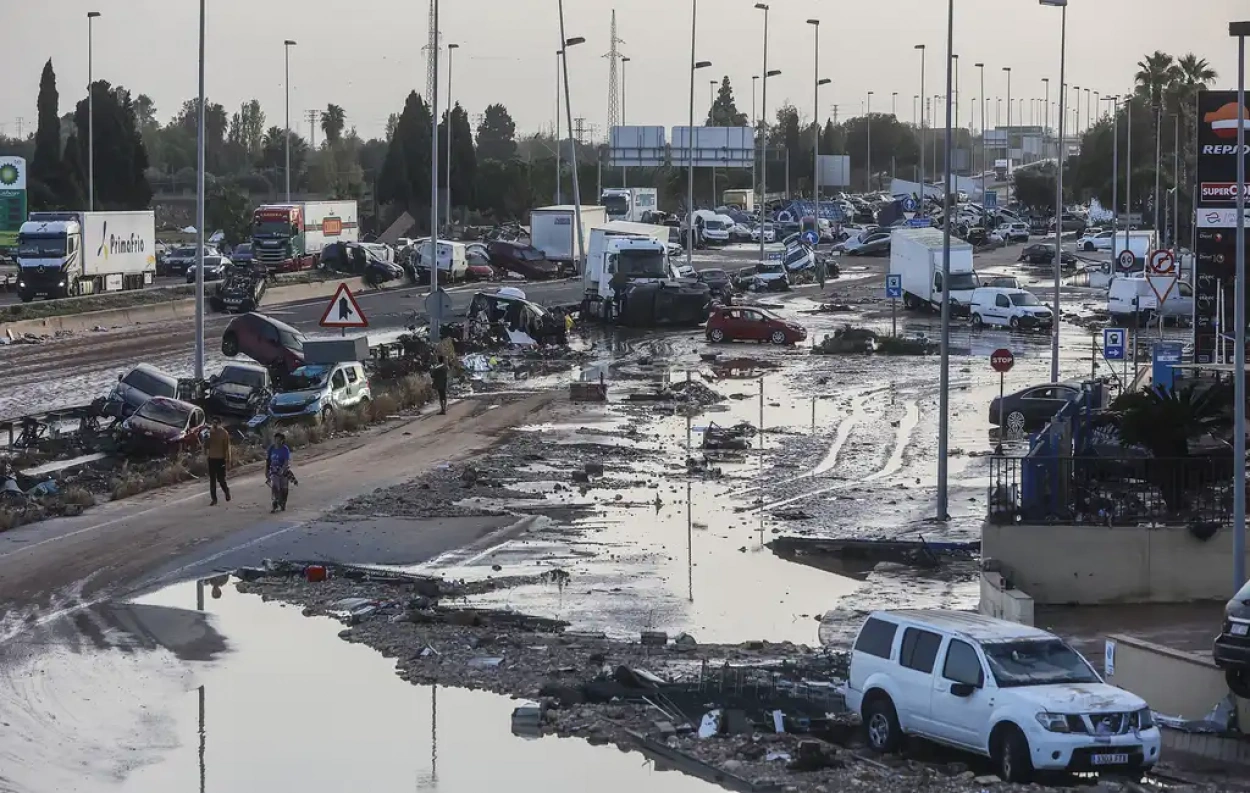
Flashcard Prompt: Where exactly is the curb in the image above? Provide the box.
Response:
[0,277,374,337]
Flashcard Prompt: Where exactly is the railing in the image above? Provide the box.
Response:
[988,454,1234,527]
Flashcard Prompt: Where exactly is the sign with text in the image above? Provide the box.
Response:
[990,348,1015,373]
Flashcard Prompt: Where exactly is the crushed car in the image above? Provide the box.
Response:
[104,363,181,420]
[205,363,273,417]
[734,262,790,292]
[222,312,306,379]
[268,361,372,423]
[212,263,268,313]
[116,396,207,454]
[466,288,568,346]
[488,241,560,280]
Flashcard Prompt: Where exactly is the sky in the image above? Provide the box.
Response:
[4,0,1248,143]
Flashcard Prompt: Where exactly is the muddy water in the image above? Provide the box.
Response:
[0,582,719,793]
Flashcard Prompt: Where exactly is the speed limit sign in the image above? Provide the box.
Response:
[1116,248,1136,272]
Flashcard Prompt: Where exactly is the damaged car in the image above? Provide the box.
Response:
[268,361,371,423]
[212,264,268,313]
[734,262,790,292]
[466,288,568,346]
[706,306,806,345]
[104,363,181,420]
[117,396,207,454]
[488,241,560,281]
[205,363,272,417]
[1214,578,1250,698]
[222,312,306,378]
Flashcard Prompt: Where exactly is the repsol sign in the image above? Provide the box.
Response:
[1201,144,1250,155]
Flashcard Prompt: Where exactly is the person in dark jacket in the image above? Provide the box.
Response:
[431,355,449,414]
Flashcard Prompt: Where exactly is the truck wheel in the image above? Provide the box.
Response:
[903,294,918,310]
[18,291,33,304]
[992,725,1035,784]
[862,694,902,754]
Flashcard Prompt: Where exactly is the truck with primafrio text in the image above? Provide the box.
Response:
[16,210,156,301]
[250,200,358,272]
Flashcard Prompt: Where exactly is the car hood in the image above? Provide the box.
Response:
[124,416,182,440]
[212,382,258,399]
[272,389,323,406]
[1004,683,1144,714]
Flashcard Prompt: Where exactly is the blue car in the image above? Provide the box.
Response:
[230,242,254,265]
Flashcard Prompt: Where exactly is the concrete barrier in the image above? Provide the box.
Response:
[978,570,1035,625]
[982,522,1250,605]
[0,277,373,337]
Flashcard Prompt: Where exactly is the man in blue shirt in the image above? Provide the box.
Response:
[266,432,292,512]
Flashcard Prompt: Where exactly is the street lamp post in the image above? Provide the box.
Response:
[1073,85,1080,135]
[1104,95,1119,272]
[446,43,459,229]
[687,0,712,270]
[1229,20,1250,590]
[284,39,297,202]
[755,3,773,266]
[1003,67,1012,175]
[807,20,821,204]
[557,22,586,298]
[621,56,630,186]
[915,45,926,192]
[1084,87,1091,134]
[892,92,898,118]
[1041,0,1067,383]
[867,92,874,191]
[194,2,204,378]
[976,63,985,202]
[429,0,441,340]
[752,74,759,204]
[1042,77,1050,158]
[937,0,955,521]
[87,11,101,211]
[952,54,960,137]
[555,50,562,204]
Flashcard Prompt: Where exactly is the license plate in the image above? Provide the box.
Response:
[1233,623,1249,636]
[1091,753,1129,766]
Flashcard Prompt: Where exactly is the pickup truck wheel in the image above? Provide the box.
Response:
[992,724,1034,783]
[221,331,239,357]
[862,694,902,754]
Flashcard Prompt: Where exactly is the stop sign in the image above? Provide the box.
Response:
[990,348,1015,373]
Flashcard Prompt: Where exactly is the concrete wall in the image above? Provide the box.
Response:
[983,522,1250,605]
[979,570,1035,625]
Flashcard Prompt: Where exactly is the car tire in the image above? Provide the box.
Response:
[1006,410,1027,436]
[221,331,239,357]
[770,330,787,345]
[993,725,1035,784]
[972,313,984,328]
[320,406,335,424]
[1009,316,1021,330]
[862,694,902,754]
[903,294,918,310]
[1227,668,1250,699]
[709,328,726,343]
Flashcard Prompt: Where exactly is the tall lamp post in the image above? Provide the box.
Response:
[429,0,442,340]
[936,0,955,520]
[686,1,712,270]
[1003,67,1012,175]
[1042,77,1050,158]
[892,91,898,117]
[87,11,101,211]
[755,2,774,266]
[283,39,297,202]
[1103,95,1120,270]
[445,43,459,229]
[866,91,874,191]
[621,56,630,186]
[1041,0,1067,383]
[976,62,986,202]
[915,45,926,192]
[1229,20,1250,590]
[807,20,822,204]
[1073,85,1081,135]
[555,50,562,204]
[557,24,586,295]
[194,3,205,378]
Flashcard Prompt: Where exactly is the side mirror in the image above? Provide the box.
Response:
[950,682,976,697]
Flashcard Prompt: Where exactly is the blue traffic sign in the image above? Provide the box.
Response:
[984,192,998,209]
[802,230,820,246]
[907,217,931,228]
[1103,328,1126,361]
[885,274,903,299]
[902,197,919,212]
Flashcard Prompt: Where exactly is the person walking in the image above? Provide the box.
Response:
[205,417,231,505]
[431,355,449,415]
[266,432,292,512]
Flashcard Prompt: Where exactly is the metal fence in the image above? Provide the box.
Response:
[988,453,1234,527]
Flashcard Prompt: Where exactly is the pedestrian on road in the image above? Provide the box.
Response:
[815,254,827,290]
[266,432,292,512]
[431,355,449,415]
[205,417,231,506]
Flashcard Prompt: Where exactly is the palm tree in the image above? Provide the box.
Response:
[321,104,346,146]
[1134,52,1181,235]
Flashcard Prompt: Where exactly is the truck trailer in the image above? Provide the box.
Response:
[599,188,658,223]
[529,205,607,271]
[889,228,978,315]
[251,200,358,272]
[16,210,156,301]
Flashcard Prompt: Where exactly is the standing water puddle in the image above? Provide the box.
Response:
[0,582,720,793]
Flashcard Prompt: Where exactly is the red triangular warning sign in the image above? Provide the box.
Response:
[319,283,369,328]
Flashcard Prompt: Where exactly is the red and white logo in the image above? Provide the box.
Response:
[1205,102,1250,139]
[1200,182,1250,202]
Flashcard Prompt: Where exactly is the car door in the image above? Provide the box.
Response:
[929,638,994,750]
[739,309,768,341]
[894,626,944,735]
[993,293,1012,326]
[1166,281,1194,319]
[344,365,363,404]
[1022,386,1072,423]
[254,318,281,364]
[329,367,349,407]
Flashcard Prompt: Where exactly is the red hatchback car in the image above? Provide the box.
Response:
[706,306,807,345]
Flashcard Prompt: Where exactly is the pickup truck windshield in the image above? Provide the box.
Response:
[17,235,66,257]
[617,250,667,278]
[983,639,1100,688]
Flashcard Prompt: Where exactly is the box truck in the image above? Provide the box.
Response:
[16,210,156,301]
[722,189,755,212]
[251,200,358,272]
[599,188,658,222]
[889,228,978,315]
[580,221,709,326]
[529,205,607,271]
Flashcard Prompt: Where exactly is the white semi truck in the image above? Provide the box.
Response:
[599,188,659,222]
[581,221,709,326]
[889,227,978,315]
[16,210,156,301]
[529,205,608,271]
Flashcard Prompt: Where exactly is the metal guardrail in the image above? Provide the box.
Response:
[989,454,1234,527]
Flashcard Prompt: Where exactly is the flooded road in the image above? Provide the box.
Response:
[0,582,720,793]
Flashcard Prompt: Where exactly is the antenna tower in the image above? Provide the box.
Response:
[422,0,441,100]
[603,10,625,133]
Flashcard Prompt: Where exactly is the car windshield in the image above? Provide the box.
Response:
[700,269,729,283]
[234,243,252,254]
[617,250,667,278]
[279,329,304,352]
[758,263,784,274]
[288,365,331,389]
[135,400,191,430]
[1010,292,1042,306]
[16,234,66,257]
[982,639,1100,688]
[172,247,197,257]
[220,366,265,388]
[520,247,546,262]
[122,369,176,398]
[949,272,978,291]
[703,220,724,230]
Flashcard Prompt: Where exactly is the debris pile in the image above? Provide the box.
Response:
[813,326,939,356]
[702,421,757,451]
[662,379,725,409]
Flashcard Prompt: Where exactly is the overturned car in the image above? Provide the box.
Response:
[466,288,568,346]
[212,264,268,313]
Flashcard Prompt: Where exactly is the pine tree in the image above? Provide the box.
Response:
[30,60,65,209]
[475,104,517,161]
[706,77,748,127]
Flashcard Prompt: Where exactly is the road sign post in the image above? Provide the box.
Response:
[885,274,903,337]
[990,348,1015,451]
[1116,248,1137,273]
[319,283,369,336]
[1145,249,1178,339]
[1103,327,1127,390]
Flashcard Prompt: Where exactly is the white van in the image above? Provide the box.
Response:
[415,238,469,281]
[1107,274,1193,325]
[693,210,731,244]
[268,361,371,421]
[969,287,1054,330]
[845,609,1160,783]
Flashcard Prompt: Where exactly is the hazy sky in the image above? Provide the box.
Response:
[5,0,1248,142]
